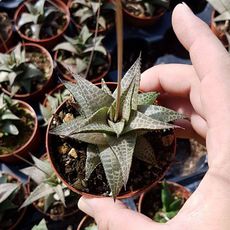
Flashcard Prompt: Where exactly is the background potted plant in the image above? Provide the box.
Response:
[0,172,27,229]
[40,84,71,126]
[0,93,39,163]
[207,0,230,48]
[20,155,80,221]
[31,219,48,230]
[0,12,13,53]
[68,0,115,34]
[0,43,54,101]
[138,181,190,223]
[53,25,111,83]
[14,0,70,48]
[122,0,170,27]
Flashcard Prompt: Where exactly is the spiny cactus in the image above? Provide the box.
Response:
[50,56,184,198]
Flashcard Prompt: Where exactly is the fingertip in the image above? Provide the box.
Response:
[78,196,94,217]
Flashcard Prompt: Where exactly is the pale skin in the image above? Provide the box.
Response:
[78,3,230,230]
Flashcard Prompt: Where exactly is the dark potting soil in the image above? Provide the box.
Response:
[0,12,12,41]
[49,100,175,196]
[0,105,34,155]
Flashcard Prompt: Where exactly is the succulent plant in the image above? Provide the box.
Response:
[153,181,184,223]
[70,0,115,30]
[85,223,98,230]
[50,56,185,198]
[32,219,48,230]
[123,0,170,17]
[40,88,70,126]
[53,25,108,76]
[0,93,20,138]
[17,0,66,39]
[0,43,44,96]
[0,173,21,223]
[20,155,73,213]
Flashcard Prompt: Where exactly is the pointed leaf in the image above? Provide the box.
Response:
[2,122,19,135]
[91,2,100,14]
[0,183,19,203]
[20,183,54,209]
[134,136,156,165]
[32,219,48,230]
[138,105,185,122]
[108,119,125,137]
[64,74,114,116]
[53,184,66,207]
[21,166,46,184]
[137,92,159,105]
[101,79,112,96]
[99,145,123,198]
[85,144,101,180]
[53,42,78,54]
[31,155,53,176]
[106,133,137,187]
[70,132,107,145]
[123,111,177,134]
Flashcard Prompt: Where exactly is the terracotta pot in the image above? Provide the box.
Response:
[0,100,40,163]
[210,10,228,47]
[122,4,167,27]
[14,0,70,49]
[138,181,191,219]
[1,43,54,102]
[0,12,14,53]
[46,82,177,199]
[0,173,28,230]
[68,0,114,34]
[53,50,111,83]
[77,215,95,230]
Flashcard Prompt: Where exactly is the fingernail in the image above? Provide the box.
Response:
[181,2,192,12]
[78,197,94,216]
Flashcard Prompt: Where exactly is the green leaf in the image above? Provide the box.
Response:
[0,183,19,203]
[21,166,46,185]
[165,210,179,219]
[138,105,185,122]
[53,42,78,54]
[35,0,46,15]
[99,145,123,199]
[134,136,156,165]
[123,111,177,134]
[85,144,101,180]
[70,132,108,145]
[44,193,55,213]
[98,16,106,29]
[108,119,125,137]
[206,0,230,14]
[169,198,183,211]
[112,55,141,112]
[161,181,172,212]
[106,133,137,187]
[20,183,54,209]
[84,45,107,56]
[137,92,159,105]
[1,109,20,120]
[2,121,19,135]
[91,2,100,15]
[53,184,66,207]
[64,74,114,116]
[18,13,38,28]
[101,79,112,96]
[32,219,48,230]
[76,57,88,74]
[31,155,53,176]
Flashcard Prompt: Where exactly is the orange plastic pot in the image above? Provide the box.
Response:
[14,0,70,49]
[0,100,40,163]
[53,50,111,83]
[1,43,54,102]
[46,81,177,199]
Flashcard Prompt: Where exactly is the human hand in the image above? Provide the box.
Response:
[78,4,230,230]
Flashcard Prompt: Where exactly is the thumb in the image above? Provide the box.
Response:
[78,197,166,230]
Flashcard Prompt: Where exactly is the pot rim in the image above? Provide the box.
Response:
[53,49,111,83]
[1,42,54,99]
[14,0,70,43]
[0,99,38,158]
